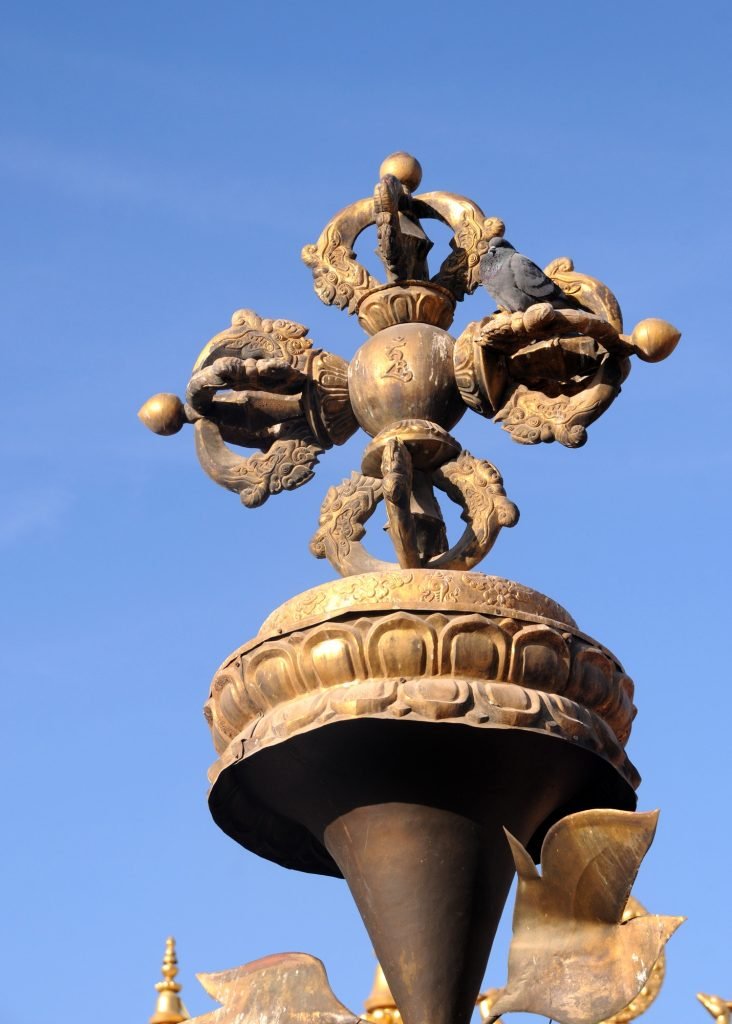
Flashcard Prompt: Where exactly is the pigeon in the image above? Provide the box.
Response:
[480,236,584,312]
[486,808,684,1024]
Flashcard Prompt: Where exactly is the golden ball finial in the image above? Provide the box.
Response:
[379,152,422,192]
[138,393,186,435]
[629,318,681,363]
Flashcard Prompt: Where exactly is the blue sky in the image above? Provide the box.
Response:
[1,2,730,1022]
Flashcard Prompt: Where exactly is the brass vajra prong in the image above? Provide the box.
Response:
[141,154,685,1024]
[140,153,680,576]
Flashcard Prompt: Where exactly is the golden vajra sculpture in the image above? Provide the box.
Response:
[140,153,685,1024]
[140,151,679,577]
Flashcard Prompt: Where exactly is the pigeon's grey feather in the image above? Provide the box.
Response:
[480,237,583,312]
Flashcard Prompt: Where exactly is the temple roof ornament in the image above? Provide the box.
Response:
[139,151,680,577]
[140,153,685,1024]
[149,937,189,1024]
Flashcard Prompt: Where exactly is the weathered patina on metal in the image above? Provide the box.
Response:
[141,152,683,1024]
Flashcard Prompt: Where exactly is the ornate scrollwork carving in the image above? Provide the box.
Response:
[373,174,432,282]
[310,450,518,577]
[194,419,325,509]
[420,194,505,301]
[301,219,379,315]
[257,569,578,642]
[192,308,315,372]
[140,310,357,509]
[185,314,336,506]
[205,576,637,781]
[303,349,358,447]
[494,358,628,448]
[310,473,384,573]
[543,257,623,331]
[301,175,505,332]
[431,451,519,567]
[454,261,637,448]
[453,322,497,418]
[476,302,621,350]
[142,155,679,557]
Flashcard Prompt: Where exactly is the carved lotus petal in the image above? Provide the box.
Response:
[400,678,471,719]
[329,679,400,716]
[366,614,437,678]
[268,691,331,739]
[205,572,638,789]
[246,647,306,709]
[439,616,510,678]
[509,626,570,690]
[568,648,616,708]
[302,628,363,688]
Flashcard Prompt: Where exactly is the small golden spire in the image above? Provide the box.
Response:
[149,937,189,1024]
[363,963,400,1024]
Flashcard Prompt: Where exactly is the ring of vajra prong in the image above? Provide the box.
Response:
[310,437,519,578]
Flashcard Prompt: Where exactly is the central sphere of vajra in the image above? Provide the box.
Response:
[139,150,681,576]
[138,151,685,1024]
[349,324,463,438]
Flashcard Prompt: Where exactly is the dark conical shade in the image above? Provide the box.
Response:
[325,802,514,1024]
[210,719,636,1024]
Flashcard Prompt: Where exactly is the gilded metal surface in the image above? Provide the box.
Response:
[373,969,499,1024]
[628,317,681,363]
[140,310,357,508]
[454,265,634,448]
[301,187,502,323]
[477,990,502,1024]
[698,994,732,1023]
[311,452,517,576]
[139,152,684,1024]
[139,393,186,436]
[379,152,422,192]
[487,810,684,1024]
[453,262,679,449]
[253,569,577,641]
[183,954,359,1024]
[348,323,463,437]
[325,800,523,1024]
[597,899,666,1023]
[471,906,665,1024]
[380,438,421,569]
[141,152,680,573]
[360,420,461,477]
[363,964,400,1023]
[356,281,455,334]
[205,569,637,786]
[149,938,189,1024]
